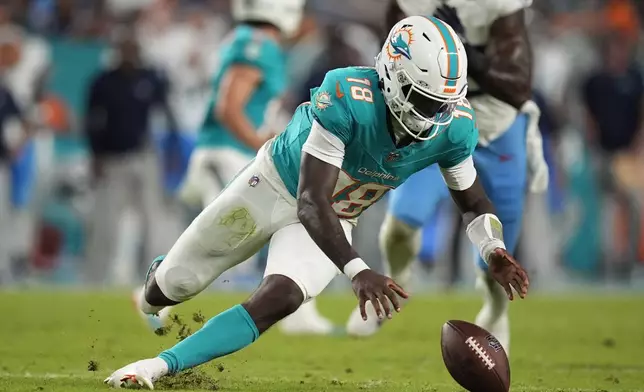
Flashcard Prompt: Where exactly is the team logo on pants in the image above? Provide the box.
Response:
[248,175,260,187]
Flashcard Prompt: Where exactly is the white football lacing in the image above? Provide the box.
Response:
[465,336,496,370]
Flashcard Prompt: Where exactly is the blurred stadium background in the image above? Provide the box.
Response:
[0,0,643,292]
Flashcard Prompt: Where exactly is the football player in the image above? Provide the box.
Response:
[105,15,529,389]
[346,0,548,353]
[141,0,335,335]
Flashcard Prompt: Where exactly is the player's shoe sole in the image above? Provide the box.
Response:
[132,288,170,332]
[133,255,170,332]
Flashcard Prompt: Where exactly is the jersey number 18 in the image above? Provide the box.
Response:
[332,170,392,219]
[347,78,374,103]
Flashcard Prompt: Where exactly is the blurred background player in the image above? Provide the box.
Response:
[346,0,549,352]
[0,79,31,284]
[582,31,643,278]
[0,3,48,283]
[85,29,178,287]
[165,0,335,336]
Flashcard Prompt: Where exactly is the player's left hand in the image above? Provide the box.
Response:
[487,248,529,300]
[351,269,409,321]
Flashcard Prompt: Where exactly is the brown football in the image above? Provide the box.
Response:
[440,320,510,392]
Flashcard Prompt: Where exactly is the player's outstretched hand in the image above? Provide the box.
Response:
[487,248,530,300]
[351,270,409,321]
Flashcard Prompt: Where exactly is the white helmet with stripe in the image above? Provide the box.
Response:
[232,0,305,37]
[376,15,468,140]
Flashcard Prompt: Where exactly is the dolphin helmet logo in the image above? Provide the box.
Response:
[386,24,414,61]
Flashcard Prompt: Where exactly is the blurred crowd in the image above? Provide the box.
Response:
[0,0,643,289]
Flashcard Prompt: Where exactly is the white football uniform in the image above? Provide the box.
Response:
[451,0,532,143]
[180,147,252,207]
[397,0,533,143]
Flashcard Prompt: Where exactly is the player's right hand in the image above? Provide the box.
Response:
[351,270,409,321]
[487,248,530,300]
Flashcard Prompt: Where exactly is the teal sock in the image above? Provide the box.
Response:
[158,304,259,373]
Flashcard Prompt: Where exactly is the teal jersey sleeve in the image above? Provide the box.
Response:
[309,69,354,145]
[227,26,283,73]
[198,25,286,154]
[437,100,479,168]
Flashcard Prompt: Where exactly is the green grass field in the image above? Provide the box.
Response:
[0,291,642,392]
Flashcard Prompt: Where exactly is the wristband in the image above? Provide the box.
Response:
[480,239,506,264]
[466,213,506,264]
[343,258,370,280]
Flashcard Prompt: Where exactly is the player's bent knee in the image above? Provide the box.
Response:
[243,275,304,333]
[380,214,422,277]
[380,214,419,244]
[156,265,204,303]
[379,214,421,256]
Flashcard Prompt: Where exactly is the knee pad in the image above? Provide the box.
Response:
[155,265,204,302]
[379,214,421,278]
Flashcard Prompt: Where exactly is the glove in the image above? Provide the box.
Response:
[433,5,467,44]
[521,100,549,193]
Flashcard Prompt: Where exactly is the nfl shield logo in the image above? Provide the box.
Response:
[386,152,400,162]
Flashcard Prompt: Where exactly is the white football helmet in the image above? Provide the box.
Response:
[231,0,305,37]
[376,15,468,140]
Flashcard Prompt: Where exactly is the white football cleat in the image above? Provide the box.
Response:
[132,287,171,332]
[104,358,168,389]
[279,300,336,335]
[345,302,383,337]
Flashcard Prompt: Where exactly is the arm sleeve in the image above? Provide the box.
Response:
[302,120,346,168]
[440,155,477,190]
[437,110,479,169]
[310,70,354,145]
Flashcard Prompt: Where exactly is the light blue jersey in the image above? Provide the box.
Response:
[271,66,478,220]
[198,25,286,155]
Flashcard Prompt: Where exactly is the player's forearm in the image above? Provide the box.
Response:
[297,192,360,271]
[216,107,263,150]
[449,178,506,262]
[448,178,496,227]
[467,45,531,110]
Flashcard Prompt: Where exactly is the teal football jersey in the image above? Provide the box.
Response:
[271,66,478,220]
[198,25,286,155]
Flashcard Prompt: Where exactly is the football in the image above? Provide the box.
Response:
[441,320,510,392]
